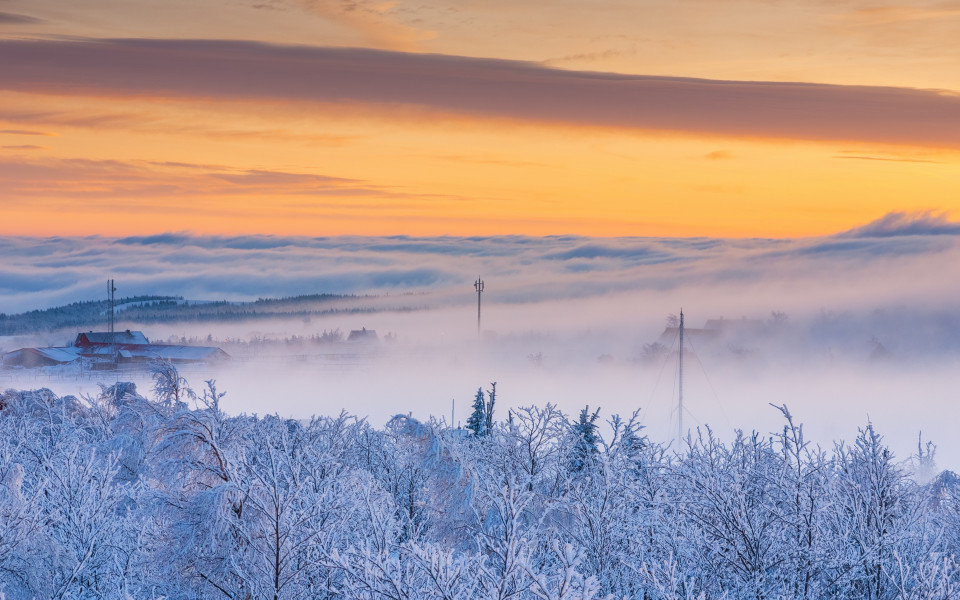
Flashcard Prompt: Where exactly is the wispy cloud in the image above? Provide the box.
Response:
[0,129,56,136]
[832,155,939,163]
[839,4,960,28]
[0,157,421,204]
[543,48,632,67]
[838,210,960,237]
[704,150,733,160]
[0,11,43,25]
[293,0,435,50]
[212,169,357,187]
[2,38,960,148]
[1,103,358,144]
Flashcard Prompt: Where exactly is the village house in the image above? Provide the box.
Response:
[1,330,229,369]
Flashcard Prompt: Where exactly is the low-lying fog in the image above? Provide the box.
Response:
[2,211,959,470]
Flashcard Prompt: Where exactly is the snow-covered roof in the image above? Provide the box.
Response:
[76,330,150,346]
[1,346,81,367]
[37,347,82,362]
[81,344,229,362]
[3,341,229,368]
[347,328,379,342]
[139,345,230,361]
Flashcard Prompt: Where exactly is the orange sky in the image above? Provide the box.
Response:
[0,0,958,237]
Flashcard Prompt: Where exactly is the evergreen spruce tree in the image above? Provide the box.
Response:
[467,387,487,437]
[570,405,601,472]
[615,411,647,478]
[619,414,646,459]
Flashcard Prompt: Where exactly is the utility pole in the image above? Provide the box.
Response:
[474,277,484,335]
[107,279,117,371]
[678,308,684,447]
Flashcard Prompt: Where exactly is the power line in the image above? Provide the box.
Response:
[684,333,733,432]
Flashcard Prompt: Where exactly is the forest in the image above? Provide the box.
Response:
[0,293,371,336]
[0,365,958,600]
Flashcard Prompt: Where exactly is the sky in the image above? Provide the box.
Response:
[1,0,959,237]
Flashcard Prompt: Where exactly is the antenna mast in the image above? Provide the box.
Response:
[474,277,484,335]
[107,279,116,335]
[678,308,684,447]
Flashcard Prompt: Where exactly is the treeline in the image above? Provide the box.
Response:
[0,371,958,599]
[0,293,370,336]
[169,329,347,347]
[0,295,179,335]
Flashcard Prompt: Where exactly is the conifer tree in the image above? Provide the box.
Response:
[467,387,487,437]
[570,405,601,472]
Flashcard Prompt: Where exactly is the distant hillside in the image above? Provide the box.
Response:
[0,293,378,335]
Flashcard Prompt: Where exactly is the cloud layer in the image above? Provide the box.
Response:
[839,210,960,237]
[0,212,958,322]
[3,38,960,147]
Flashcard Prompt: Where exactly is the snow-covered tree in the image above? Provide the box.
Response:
[486,382,497,435]
[824,423,922,600]
[0,418,46,594]
[472,472,538,600]
[1,379,958,600]
[468,387,487,437]
[526,542,608,600]
[504,404,567,494]
[150,357,195,415]
[569,406,600,473]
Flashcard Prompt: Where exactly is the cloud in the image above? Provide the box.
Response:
[212,169,358,186]
[543,48,630,66]
[0,11,42,24]
[0,270,78,294]
[839,211,960,238]
[839,4,960,28]
[545,243,675,263]
[832,155,939,163]
[791,237,951,258]
[0,157,419,205]
[0,217,957,318]
[0,107,148,130]
[2,145,47,150]
[293,0,435,51]
[115,233,197,246]
[1,38,960,147]
[704,150,733,160]
[0,129,56,136]
[146,161,226,171]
